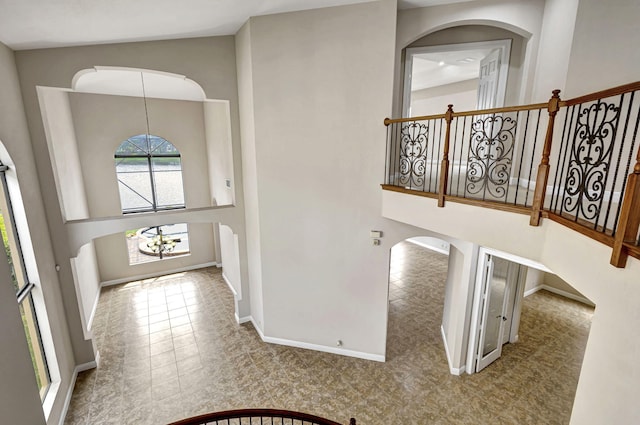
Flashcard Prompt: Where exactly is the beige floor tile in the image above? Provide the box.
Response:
[64,244,592,425]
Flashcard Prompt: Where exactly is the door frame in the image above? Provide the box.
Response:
[402,39,512,117]
[466,247,551,374]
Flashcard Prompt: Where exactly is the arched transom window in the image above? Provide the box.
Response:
[115,134,185,213]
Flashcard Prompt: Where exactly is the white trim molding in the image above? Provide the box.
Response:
[86,288,100,332]
[100,262,219,287]
[246,317,384,362]
[441,325,465,376]
[524,284,594,306]
[222,272,239,297]
[58,353,100,425]
[235,314,252,325]
[263,335,385,363]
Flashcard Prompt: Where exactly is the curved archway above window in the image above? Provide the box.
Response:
[115,134,185,213]
[72,66,206,101]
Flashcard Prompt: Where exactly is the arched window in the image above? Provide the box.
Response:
[115,134,185,213]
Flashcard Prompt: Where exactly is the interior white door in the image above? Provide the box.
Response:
[477,48,501,110]
[476,255,511,372]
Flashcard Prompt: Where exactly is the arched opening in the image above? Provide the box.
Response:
[400,24,529,117]
[385,234,594,422]
[386,236,451,363]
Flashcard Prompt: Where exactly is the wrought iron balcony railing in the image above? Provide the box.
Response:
[383,82,640,268]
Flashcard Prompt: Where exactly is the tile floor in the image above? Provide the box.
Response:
[64,241,593,424]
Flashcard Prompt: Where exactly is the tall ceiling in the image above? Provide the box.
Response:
[0,0,475,50]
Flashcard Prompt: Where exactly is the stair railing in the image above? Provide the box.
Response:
[167,408,356,425]
[383,82,640,268]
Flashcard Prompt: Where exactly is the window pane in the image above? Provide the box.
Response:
[152,157,184,208]
[127,224,190,265]
[0,201,27,294]
[160,223,190,254]
[116,158,154,212]
[20,294,50,400]
[116,135,148,155]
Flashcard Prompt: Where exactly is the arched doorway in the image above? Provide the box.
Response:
[386,236,451,363]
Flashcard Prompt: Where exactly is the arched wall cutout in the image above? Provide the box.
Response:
[71,66,207,101]
[402,19,533,50]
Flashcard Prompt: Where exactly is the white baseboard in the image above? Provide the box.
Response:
[441,325,465,375]
[222,272,239,297]
[263,335,385,362]
[245,317,384,362]
[58,354,99,425]
[86,289,100,332]
[524,284,594,306]
[100,262,219,287]
[249,317,266,340]
[407,238,450,256]
[235,314,252,324]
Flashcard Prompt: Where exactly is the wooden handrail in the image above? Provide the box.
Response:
[611,145,640,267]
[438,104,454,207]
[383,103,547,125]
[167,409,354,425]
[383,82,640,127]
[563,81,640,107]
[451,102,548,117]
[530,89,561,226]
[385,112,446,126]
[383,82,640,269]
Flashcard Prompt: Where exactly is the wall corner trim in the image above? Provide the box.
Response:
[235,314,252,325]
[222,271,239,298]
[441,325,466,376]
[86,287,101,332]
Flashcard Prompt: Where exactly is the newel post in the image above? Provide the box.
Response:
[610,148,640,267]
[530,90,561,226]
[438,104,454,207]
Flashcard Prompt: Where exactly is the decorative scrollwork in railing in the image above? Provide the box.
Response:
[399,122,429,188]
[466,115,517,199]
[562,101,620,220]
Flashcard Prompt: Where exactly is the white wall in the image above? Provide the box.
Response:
[242,0,399,357]
[37,87,89,221]
[219,224,242,298]
[68,92,212,217]
[564,0,640,97]
[70,241,101,336]
[204,101,235,206]
[0,40,77,425]
[95,222,216,284]
[441,240,478,373]
[530,0,579,101]
[235,20,265,330]
[411,79,477,116]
